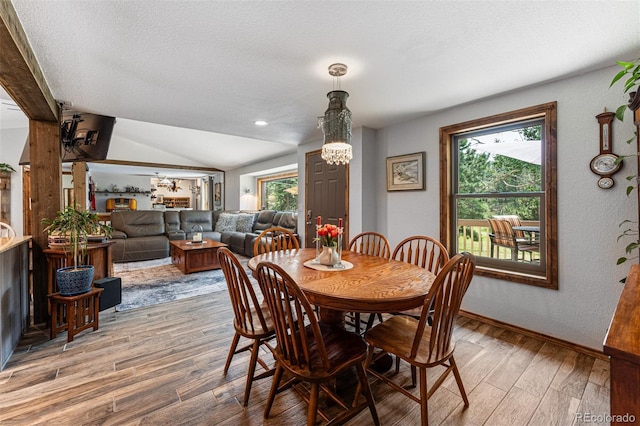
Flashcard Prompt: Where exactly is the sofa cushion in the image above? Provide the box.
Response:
[215,212,238,232]
[181,210,214,232]
[112,235,169,262]
[272,211,284,227]
[278,211,297,232]
[164,211,181,233]
[236,213,257,233]
[110,211,165,238]
[227,231,247,254]
[253,210,277,231]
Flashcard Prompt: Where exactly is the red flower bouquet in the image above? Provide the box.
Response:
[315,223,342,247]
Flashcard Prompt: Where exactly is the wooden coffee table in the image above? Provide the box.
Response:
[170,239,229,274]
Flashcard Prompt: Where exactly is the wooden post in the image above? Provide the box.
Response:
[72,162,87,210]
[30,120,61,325]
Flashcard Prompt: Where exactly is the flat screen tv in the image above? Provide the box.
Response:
[60,110,115,162]
[19,110,116,165]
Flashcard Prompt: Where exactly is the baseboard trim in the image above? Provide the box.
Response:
[458,310,608,361]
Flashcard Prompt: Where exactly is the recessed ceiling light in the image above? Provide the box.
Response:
[254,120,268,126]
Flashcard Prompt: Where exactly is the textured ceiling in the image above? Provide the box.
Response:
[6,0,640,171]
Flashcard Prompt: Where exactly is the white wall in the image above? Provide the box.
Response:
[376,65,636,350]
[225,152,298,211]
[0,127,27,236]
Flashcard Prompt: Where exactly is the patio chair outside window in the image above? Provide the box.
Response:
[487,218,538,261]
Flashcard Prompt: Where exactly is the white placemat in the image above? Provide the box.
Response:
[303,259,354,271]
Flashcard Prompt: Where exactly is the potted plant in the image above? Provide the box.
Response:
[0,163,16,175]
[610,58,640,274]
[42,204,112,295]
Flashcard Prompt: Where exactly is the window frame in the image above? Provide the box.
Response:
[439,102,558,289]
[257,171,298,211]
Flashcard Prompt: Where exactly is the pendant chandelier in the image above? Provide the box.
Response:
[318,63,353,165]
[155,172,172,188]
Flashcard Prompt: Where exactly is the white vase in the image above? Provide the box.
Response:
[318,245,340,266]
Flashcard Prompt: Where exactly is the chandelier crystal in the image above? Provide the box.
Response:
[318,64,353,165]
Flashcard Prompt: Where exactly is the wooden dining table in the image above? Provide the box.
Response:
[248,248,436,327]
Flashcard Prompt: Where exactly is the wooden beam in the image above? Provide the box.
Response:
[30,120,61,325]
[91,159,224,173]
[0,0,57,121]
[72,162,87,210]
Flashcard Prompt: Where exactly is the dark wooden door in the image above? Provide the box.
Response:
[305,150,348,248]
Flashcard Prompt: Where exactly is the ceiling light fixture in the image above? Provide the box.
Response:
[155,172,172,187]
[254,120,268,126]
[318,63,353,165]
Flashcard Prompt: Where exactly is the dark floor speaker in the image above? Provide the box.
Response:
[93,277,122,311]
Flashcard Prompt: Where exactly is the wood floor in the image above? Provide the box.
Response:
[0,292,610,425]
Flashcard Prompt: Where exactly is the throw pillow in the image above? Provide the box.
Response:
[215,213,239,232]
[236,213,255,233]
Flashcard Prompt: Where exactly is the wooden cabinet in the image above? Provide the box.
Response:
[604,264,640,424]
[0,237,30,370]
[162,197,190,209]
[43,241,115,297]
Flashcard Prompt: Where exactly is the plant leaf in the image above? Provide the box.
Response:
[610,69,628,87]
[617,257,628,265]
[616,105,627,121]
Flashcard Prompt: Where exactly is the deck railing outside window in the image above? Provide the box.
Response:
[457,218,540,261]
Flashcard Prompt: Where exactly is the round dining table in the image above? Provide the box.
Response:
[248,248,436,327]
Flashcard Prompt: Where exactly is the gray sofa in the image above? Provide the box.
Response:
[109,209,298,262]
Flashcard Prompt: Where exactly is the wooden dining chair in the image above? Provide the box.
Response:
[349,231,391,259]
[363,253,476,426]
[391,235,449,319]
[256,261,380,426]
[218,247,275,406]
[252,226,300,256]
[0,221,16,238]
[392,235,449,273]
[391,235,450,374]
[348,231,391,333]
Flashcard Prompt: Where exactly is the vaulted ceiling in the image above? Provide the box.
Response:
[5,1,640,171]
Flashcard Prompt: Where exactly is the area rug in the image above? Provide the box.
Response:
[112,256,249,311]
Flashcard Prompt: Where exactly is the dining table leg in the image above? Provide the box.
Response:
[318,307,345,328]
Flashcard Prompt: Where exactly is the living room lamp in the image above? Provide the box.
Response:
[318,63,353,165]
[155,172,171,188]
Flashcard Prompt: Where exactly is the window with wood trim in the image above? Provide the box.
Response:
[257,171,298,211]
[439,102,557,288]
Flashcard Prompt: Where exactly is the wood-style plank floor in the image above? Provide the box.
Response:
[0,292,610,425]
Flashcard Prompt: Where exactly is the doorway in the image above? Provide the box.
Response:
[305,150,349,248]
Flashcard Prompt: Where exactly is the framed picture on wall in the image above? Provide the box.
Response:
[214,182,221,206]
[386,151,426,191]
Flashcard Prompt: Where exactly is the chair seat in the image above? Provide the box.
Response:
[236,302,274,338]
[365,315,455,367]
[281,322,369,379]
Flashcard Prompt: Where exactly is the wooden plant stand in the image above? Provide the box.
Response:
[48,287,103,342]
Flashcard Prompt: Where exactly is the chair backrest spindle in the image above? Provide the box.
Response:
[218,247,269,335]
[349,232,391,259]
[411,253,476,363]
[392,235,449,275]
[253,227,300,256]
[257,261,330,372]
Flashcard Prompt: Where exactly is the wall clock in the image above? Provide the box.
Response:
[590,110,621,189]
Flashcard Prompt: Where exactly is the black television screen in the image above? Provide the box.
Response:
[19,110,116,165]
[60,110,115,162]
